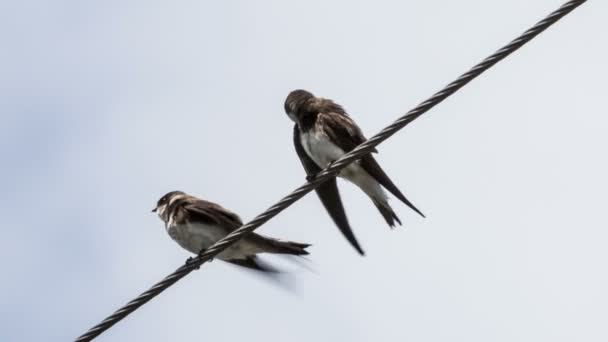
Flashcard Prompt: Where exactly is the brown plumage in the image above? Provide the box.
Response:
[153,191,310,272]
[285,89,424,254]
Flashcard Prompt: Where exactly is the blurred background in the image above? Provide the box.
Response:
[1,1,605,341]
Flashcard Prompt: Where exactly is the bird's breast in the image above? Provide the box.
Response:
[167,223,226,255]
[300,130,346,168]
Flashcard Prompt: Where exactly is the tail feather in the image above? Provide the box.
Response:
[265,238,311,255]
[373,199,402,228]
[227,257,280,273]
[361,156,425,218]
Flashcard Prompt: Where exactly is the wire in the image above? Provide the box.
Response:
[74,1,586,340]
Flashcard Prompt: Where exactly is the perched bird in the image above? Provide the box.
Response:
[284,89,424,255]
[153,191,310,272]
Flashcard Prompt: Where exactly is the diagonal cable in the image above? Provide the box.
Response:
[75,1,586,340]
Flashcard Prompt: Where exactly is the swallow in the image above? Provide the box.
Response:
[284,89,424,255]
[153,191,310,272]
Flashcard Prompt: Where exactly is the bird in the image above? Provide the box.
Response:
[153,190,311,272]
[284,89,424,255]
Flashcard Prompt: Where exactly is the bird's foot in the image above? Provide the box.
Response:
[197,248,213,262]
[306,174,318,182]
[324,160,338,172]
[307,161,338,182]
[186,256,200,270]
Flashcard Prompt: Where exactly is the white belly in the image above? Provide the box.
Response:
[300,129,363,180]
[167,222,222,254]
[300,130,346,168]
[167,222,260,260]
[300,130,387,201]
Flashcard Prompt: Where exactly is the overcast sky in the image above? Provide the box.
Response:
[1,1,606,341]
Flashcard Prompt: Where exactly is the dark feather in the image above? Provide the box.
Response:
[315,113,378,153]
[360,156,425,218]
[372,199,402,227]
[317,113,424,218]
[180,200,243,232]
[293,125,365,255]
[227,257,279,273]
[253,235,311,255]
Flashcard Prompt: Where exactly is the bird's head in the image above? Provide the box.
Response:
[152,190,186,221]
[284,89,315,122]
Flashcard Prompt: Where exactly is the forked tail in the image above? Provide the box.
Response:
[372,198,402,228]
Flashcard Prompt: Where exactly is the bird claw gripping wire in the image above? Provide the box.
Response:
[307,161,337,182]
[185,257,200,269]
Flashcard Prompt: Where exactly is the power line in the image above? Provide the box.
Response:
[75,1,586,340]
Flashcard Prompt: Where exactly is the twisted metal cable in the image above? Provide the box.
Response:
[75,1,586,340]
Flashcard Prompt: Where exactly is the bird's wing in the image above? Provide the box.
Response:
[359,156,425,218]
[293,125,365,255]
[226,256,279,273]
[317,112,378,153]
[183,200,243,233]
[320,112,424,218]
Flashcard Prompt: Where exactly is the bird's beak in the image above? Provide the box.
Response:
[152,207,157,213]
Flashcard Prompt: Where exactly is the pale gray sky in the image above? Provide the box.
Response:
[1,1,606,341]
